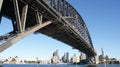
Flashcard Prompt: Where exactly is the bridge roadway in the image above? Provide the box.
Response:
[0,0,96,59]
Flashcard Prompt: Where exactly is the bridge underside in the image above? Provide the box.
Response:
[0,0,96,58]
[37,23,94,57]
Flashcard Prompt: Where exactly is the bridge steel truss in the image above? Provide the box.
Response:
[0,0,96,63]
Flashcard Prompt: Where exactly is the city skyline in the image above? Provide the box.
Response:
[0,49,80,64]
[0,0,120,60]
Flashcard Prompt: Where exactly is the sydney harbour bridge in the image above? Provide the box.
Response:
[0,0,96,64]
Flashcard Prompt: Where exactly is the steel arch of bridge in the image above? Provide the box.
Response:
[43,0,93,48]
[0,0,96,58]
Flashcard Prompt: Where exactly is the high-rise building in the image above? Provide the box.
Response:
[99,48,106,63]
[51,49,60,64]
[101,48,104,59]
[62,53,66,63]
[61,52,69,63]
[66,52,69,63]
[70,54,77,63]
[80,52,86,61]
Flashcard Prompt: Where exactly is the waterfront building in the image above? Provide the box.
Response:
[4,57,18,64]
[9,58,17,64]
[62,53,66,63]
[101,48,104,59]
[105,55,109,60]
[61,52,69,63]
[70,54,77,63]
[99,48,105,63]
[80,52,87,64]
[99,55,103,61]
[54,49,59,58]
[66,52,69,63]
[51,49,60,64]
[80,52,86,61]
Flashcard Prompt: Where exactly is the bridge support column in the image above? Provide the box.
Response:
[0,12,2,24]
[13,0,22,32]
[21,4,28,32]
[0,0,3,24]
[0,0,3,11]
[0,21,52,52]
[36,11,42,25]
[13,0,28,33]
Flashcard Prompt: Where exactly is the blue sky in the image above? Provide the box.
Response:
[67,0,120,59]
[0,0,120,60]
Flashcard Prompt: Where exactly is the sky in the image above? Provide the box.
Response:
[0,0,120,60]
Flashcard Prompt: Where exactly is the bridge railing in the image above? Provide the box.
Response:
[45,0,93,47]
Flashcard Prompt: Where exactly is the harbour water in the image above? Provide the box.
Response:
[0,64,120,67]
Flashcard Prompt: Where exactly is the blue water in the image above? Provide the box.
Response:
[1,64,120,67]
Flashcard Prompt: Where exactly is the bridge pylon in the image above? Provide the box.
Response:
[80,48,98,64]
[87,49,99,64]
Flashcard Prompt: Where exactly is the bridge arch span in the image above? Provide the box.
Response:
[0,0,96,63]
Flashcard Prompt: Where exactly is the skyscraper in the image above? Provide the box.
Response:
[101,48,104,59]
[56,49,59,58]
[51,49,60,64]
[99,48,105,63]
[66,52,69,63]
[70,53,77,63]
[61,52,69,63]
[80,52,86,61]
[62,53,66,63]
